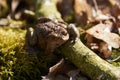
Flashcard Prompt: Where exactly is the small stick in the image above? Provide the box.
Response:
[93,0,99,12]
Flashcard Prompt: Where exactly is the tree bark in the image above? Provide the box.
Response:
[59,39,120,80]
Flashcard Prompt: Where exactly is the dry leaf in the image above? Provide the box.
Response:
[0,0,8,17]
[0,0,7,8]
[42,59,65,80]
[74,0,93,26]
[11,0,20,13]
[86,23,120,48]
[99,42,112,59]
[111,4,120,18]
[0,18,9,26]
[57,0,74,22]
[85,34,99,50]
[49,58,65,75]
[42,58,83,80]
[93,10,114,21]
[85,34,112,59]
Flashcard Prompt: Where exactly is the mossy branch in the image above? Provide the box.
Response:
[36,0,62,20]
[59,39,120,80]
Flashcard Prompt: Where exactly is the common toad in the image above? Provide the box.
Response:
[26,18,79,55]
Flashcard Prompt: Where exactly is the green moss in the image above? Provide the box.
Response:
[110,48,120,66]
[0,28,25,80]
[0,28,43,80]
[12,54,42,80]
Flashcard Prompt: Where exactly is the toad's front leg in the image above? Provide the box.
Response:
[67,24,80,43]
[26,27,38,54]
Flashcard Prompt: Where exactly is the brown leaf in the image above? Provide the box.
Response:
[49,58,65,75]
[74,0,93,26]
[85,34,99,50]
[99,42,112,59]
[0,18,9,26]
[11,0,20,13]
[93,10,114,21]
[0,0,8,17]
[57,0,74,22]
[111,4,120,18]
[85,34,112,59]
[86,23,120,48]
[43,58,81,80]
[0,0,7,8]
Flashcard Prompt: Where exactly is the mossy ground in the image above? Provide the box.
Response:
[0,28,42,80]
[0,27,60,80]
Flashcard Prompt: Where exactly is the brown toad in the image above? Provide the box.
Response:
[26,18,79,55]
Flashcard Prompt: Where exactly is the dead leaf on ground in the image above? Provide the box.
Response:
[0,18,9,26]
[0,0,8,17]
[111,3,120,18]
[57,0,74,22]
[99,41,112,59]
[11,0,20,14]
[86,23,120,48]
[92,10,115,22]
[41,58,88,80]
[85,34,112,59]
[74,0,93,27]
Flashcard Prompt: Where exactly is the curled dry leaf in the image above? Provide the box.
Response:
[85,34,112,59]
[42,58,86,80]
[86,23,120,48]
[85,34,99,50]
[41,59,66,80]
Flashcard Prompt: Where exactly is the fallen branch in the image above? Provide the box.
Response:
[59,39,120,80]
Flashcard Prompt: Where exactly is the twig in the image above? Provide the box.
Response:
[92,0,99,12]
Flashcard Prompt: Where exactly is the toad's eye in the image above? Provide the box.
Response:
[61,31,67,35]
